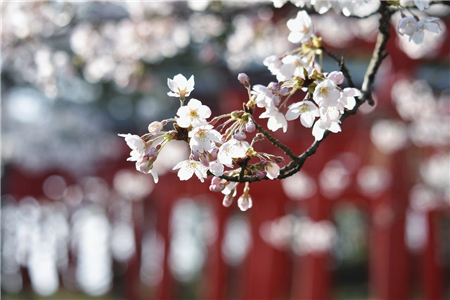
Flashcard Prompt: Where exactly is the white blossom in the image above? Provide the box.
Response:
[218,139,250,168]
[176,98,212,128]
[312,118,341,141]
[286,101,319,128]
[339,87,361,110]
[286,11,314,44]
[167,74,195,98]
[263,55,283,76]
[173,160,208,182]
[313,79,341,107]
[398,16,441,44]
[260,106,288,133]
[277,55,309,82]
[251,85,280,108]
[118,133,146,162]
[188,125,222,153]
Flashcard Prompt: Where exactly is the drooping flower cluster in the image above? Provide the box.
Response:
[120,4,444,212]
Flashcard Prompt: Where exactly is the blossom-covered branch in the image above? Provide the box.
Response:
[119,0,444,211]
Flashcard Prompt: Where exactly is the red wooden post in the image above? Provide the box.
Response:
[421,210,444,300]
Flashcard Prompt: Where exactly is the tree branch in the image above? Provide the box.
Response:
[219,3,392,183]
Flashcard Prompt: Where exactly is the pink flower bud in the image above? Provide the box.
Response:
[327,71,344,85]
[237,193,252,211]
[223,194,234,207]
[238,73,250,86]
[275,156,285,163]
[209,148,219,160]
[254,170,266,179]
[255,133,265,141]
[234,132,246,141]
[148,121,163,135]
[245,121,256,133]
[211,176,222,185]
[279,87,290,96]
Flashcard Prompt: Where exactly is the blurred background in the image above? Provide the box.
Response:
[1,1,449,299]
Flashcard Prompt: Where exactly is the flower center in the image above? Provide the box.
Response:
[196,129,208,141]
[319,86,329,97]
[189,109,199,120]
[300,103,310,113]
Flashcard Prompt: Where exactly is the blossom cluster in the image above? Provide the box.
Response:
[119,10,363,211]
[120,3,444,211]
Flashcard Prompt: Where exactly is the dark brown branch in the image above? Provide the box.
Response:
[252,117,299,161]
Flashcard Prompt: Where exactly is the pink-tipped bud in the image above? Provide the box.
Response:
[222,194,234,207]
[327,71,344,85]
[279,87,290,96]
[200,155,210,167]
[211,176,222,186]
[259,160,268,166]
[254,133,265,142]
[209,148,219,160]
[234,132,246,141]
[268,82,278,92]
[275,156,285,163]
[245,121,256,133]
[210,184,225,192]
[238,73,250,87]
[254,170,266,179]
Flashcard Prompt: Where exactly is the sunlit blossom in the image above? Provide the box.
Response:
[167,74,195,99]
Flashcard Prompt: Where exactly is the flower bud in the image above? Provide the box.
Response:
[279,87,290,96]
[223,194,234,207]
[210,184,225,192]
[327,71,344,85]
[254,170,266,179]
[245,121,256,133]
[254,133,265,141]
[237,192,253,211]
[234,132,246,141]
[275,156,285,163]
[259,159,268,166]
[211,176,222,186]
[209,148,219,160]
[148,121,163,135]
[237,73,250,87]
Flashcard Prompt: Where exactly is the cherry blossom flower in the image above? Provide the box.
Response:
[173,159,208,182]
[188,125,222,153]
[118,133,146,162]
[312,118,341,141]
[167,74,195,99]
[398,16,441,44]
[260,106,288,132]
[287,11,314,44]
[263,55,283,76]
[400,0,430,11]
[338,87,361,110]
[251,85,280,108]
[218,139,250,167]
[313,79,341,107]
[176,98,212,128]
[277,55,308,82]
[286,101,320,128]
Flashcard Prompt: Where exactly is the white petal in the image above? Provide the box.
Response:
[177,166,194,181]
[198,105,212,118]
[188,98,202,109]
[167,78,178,93]
[300,113,315,128]
[312,121,326,141]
